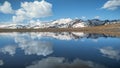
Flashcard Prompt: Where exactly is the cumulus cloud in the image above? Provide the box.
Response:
[26,57,106,68]
[100,47,120,60]
[13,0,52,23]
[0,60,4,66]
[102,0,120,10]
[0,1,14,14]
[0,45,17,56]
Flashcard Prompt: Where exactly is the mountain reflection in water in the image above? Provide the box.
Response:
[0,32,120,68]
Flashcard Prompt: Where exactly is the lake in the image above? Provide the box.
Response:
[0,32,120,68]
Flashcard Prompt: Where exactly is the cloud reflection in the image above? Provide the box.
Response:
[26,57,106,68]
[0,45,16,56]
[100,47,120,60]
[0,32,118,57]
[15,33,53,56]
[0,33,53,56]
[0,60,4,66]
[19,41,53,56]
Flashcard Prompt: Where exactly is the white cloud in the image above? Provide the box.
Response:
[26,57,106,68]
[100,47,120,60]
[94,16,100,19]
[0,1,14,14]
[102,0,120,10]
[0,60,4,66]
[13,0,52,23]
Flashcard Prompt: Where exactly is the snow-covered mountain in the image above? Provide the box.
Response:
[0,18,119,29]
[0,24,27,29]
[0,18,85,29]
[29,18,85,28]
[86,19,120,26]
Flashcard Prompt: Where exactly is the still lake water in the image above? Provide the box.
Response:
[0,32,120,68]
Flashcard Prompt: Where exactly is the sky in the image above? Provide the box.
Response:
[0,0,120,24]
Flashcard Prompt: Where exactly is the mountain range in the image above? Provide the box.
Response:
[0,18,120,29]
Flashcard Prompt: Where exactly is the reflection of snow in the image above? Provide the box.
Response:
[0,60,4,66]
[0,32,107,41]
[0,32,17,36]
[26,57,106,68]
[30,32,86,40]
[0,45,16,56]
[0,32,86,40]
[100,47,120,60]
[30,32,73,40]
[72,32,85,36]
[0,32,18,39]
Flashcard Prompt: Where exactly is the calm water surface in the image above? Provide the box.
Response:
[0,32,120,68]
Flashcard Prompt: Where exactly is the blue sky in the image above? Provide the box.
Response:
[48,0,120,20]
[0,0,120,23]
